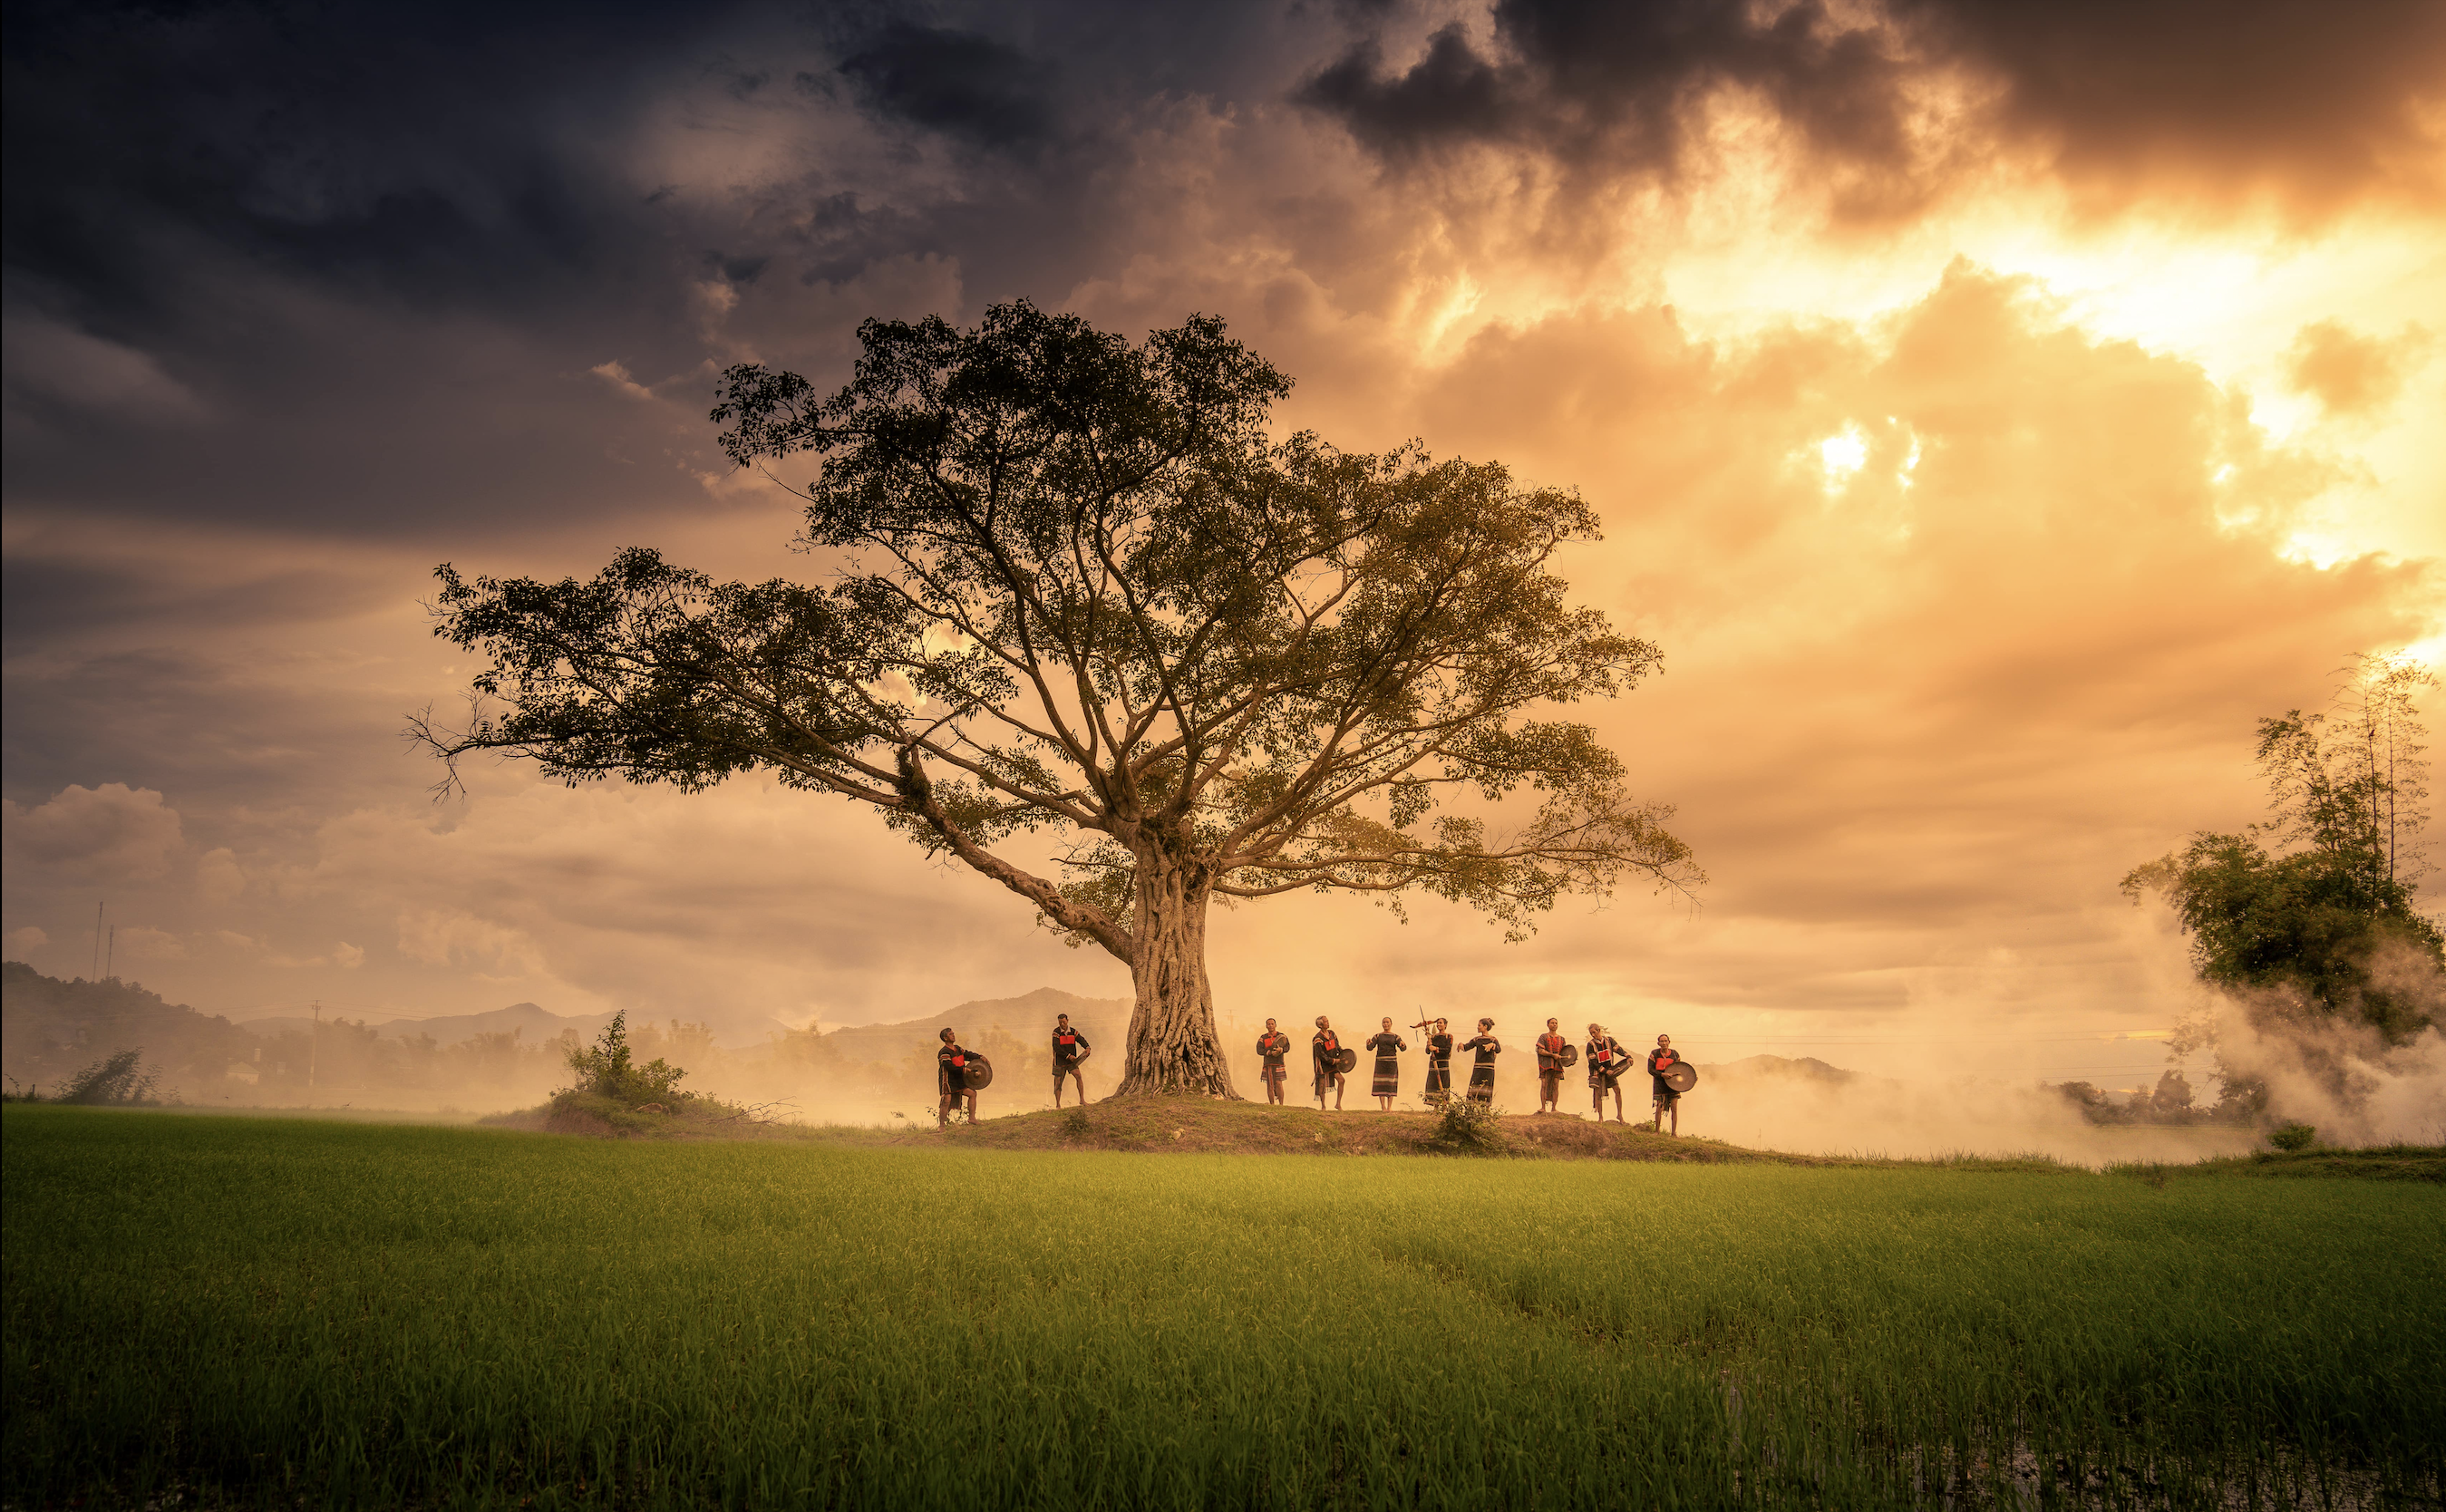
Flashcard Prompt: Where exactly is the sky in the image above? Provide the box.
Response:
[5,0,2442,1094]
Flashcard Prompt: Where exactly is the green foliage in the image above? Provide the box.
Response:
[2125,830,2442,1042]
[53,1049,157,1106]
[1422,1093,1508,1153]
[561,1010,689,1108]
[2269,1121,2318,1152]
[2125,657,2443,1112]
[5,1109,2441,1508]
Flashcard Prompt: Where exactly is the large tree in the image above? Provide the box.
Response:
[418,303,1697,1096]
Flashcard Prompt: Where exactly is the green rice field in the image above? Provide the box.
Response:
[4,1106,2441,1509]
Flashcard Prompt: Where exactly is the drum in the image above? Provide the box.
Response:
[1332,1047,1357,1074]
[1661,1061,1697,1093]
[962,1053,995,1090]
[1560,1043,1580,1068]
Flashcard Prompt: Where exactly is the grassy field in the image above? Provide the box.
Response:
[4,1106,2440,1509]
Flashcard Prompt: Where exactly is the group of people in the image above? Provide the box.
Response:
[934,1012,1692,1133]
[1257,1015,1691,1133]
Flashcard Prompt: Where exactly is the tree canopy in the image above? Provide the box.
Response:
[420,302,1697,1096]
[2125,654,2441,1106]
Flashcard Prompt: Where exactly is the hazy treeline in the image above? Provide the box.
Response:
[2045,1069,2253,1126]
[0,963,1107,1117]
[1,963,577,1107]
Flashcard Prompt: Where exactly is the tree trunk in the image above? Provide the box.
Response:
[1114,846,1239,1099]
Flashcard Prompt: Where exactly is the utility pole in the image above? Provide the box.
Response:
[307,1000,322,1094]
[92,901,103,981]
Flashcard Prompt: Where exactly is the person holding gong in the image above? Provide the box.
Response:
[1051,1013,1091,1108]
[937,1027,978,1129]
[1364,1016,1408,1111]
[1422,1017,1454,1105]
[1256,1017,1292,1105]
[1534,1016,1571,1115]
[1587,1023,1627,1122]
[1461,1019,1502,1105]
[1312,1016,1346,1110]
[1647,1033,1685,1135]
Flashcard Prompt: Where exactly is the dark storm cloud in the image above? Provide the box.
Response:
[0,0,1318,541]
[838,23,1063,151]
[1301,3,1910,177]
[1894,0,2446,211]
[1300,0,2446,214]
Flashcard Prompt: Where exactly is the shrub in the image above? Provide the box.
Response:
[2268,1121,2318,1152]
[562,1011,689,1107]
[56,1050,159,1106]
[1422,1096,1508,1155]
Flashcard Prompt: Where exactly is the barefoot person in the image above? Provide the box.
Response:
[1364,1017,1408,1111]
[1587,1023,1626,1122]
[936,1028,978,1128]
[1461,1019,1502,1105]
[1312,1017,1345,1110]
[1422,1018,1454,1106]
[1256,1018,1292,1105]
[1050,1013,1091,1108]
[1648,1034,1684,1136]
[1534,1017,1570,1115]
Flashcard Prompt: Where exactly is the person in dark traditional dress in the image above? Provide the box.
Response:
[1364,1017,1408,1110]
[1461,1019,1501,1105]
[1422,1018,1454,1105]
[1051,1013,1091,1108]
[1256,1018,1292,1105]
[1587,1023,1627,1122]
[1647,1033,1684,1136]
[1534,1016,1571,1115]
[1312,1016,1345,1110]
[937,1027,977,1128]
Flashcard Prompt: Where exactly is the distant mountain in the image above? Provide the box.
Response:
[818,986,1131,1069]
[1700,1054,1858,1084]
[235,1002,797,1050]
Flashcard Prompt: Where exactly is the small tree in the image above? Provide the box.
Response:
[564,1010,689,1106]
[421,302,1699,1097]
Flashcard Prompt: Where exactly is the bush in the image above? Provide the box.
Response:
[56,1050,159,1106]
[562,1011,689,1107]
[1422,1096,1508,1155]
[2268,1121,2318,1152]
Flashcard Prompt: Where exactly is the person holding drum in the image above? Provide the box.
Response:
[1422,1018,1454,1105]
[1647,1033,1685,1135]
[1587,1023,1627,1122]
[1534,1017,1572,1115]
[1051,1013,1091,1108]
[1256,1018,1292,1105]
[1461,1019,1502,1105]
[1364,1016,1408,1111]
[937,1027,978,1128]
[1312,1016,1346,1110]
